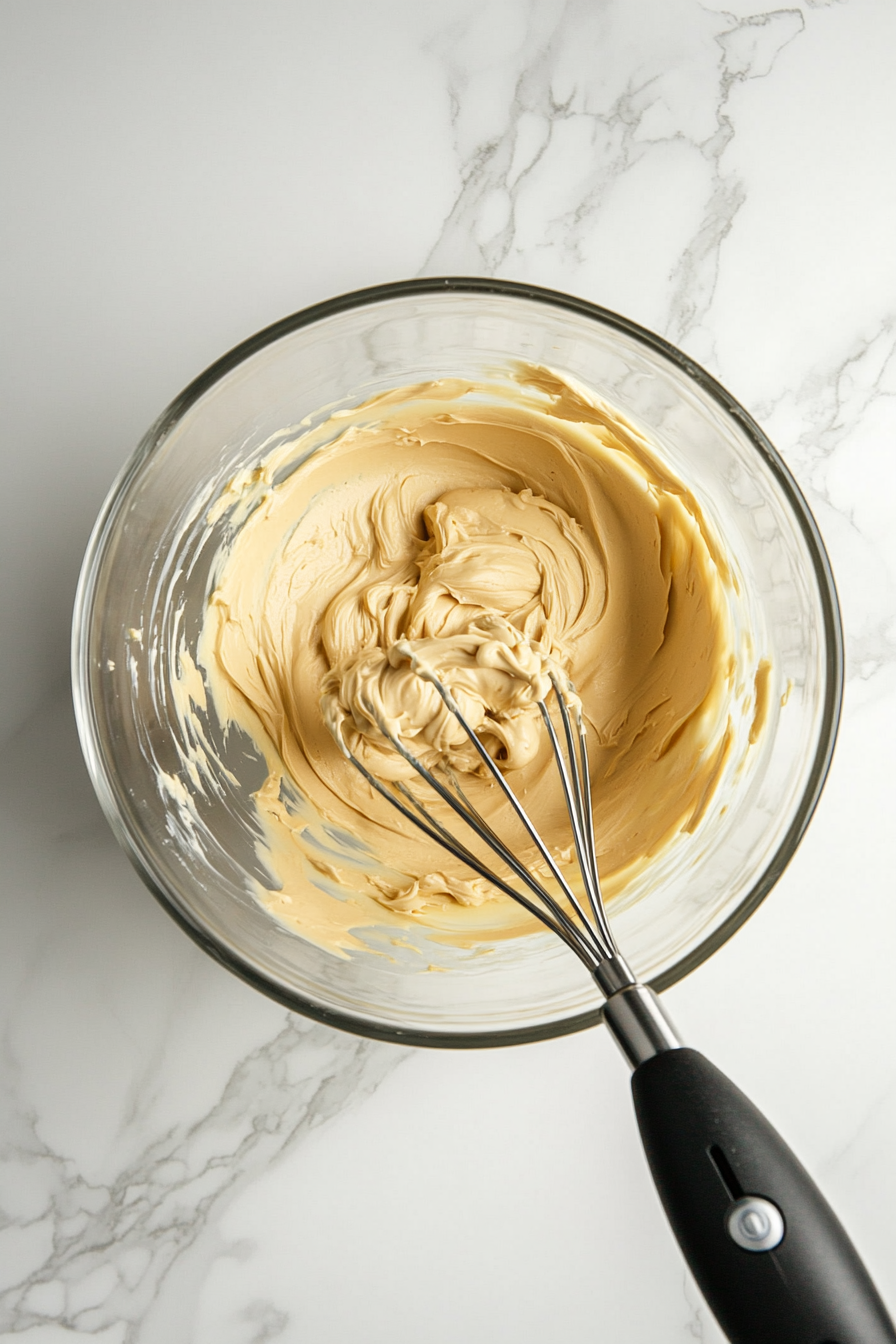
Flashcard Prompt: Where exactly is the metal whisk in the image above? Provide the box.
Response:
[331,657,671,1053]
[327,657,896,1344]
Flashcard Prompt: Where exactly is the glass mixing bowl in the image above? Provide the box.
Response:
[72,278,842,1046]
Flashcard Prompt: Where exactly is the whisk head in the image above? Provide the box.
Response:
[325,643,633,990]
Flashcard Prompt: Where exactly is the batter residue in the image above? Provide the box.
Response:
[197,366,743,956]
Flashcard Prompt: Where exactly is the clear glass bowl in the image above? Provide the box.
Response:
[72,279,842,1046]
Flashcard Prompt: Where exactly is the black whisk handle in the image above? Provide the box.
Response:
[631,1047,895,1344]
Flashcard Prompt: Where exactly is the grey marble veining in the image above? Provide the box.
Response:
[758,315,896,699]
[424,2,808,345]
[0,1013,399,1339]
[2,1,895,1340]
[0,688,406,1341]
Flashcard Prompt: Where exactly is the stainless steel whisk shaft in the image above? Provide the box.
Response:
[330,668,681,1068]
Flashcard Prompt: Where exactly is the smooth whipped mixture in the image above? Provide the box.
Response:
[195,365,749,956]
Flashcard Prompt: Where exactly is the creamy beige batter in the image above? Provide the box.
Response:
[197,365,744,956]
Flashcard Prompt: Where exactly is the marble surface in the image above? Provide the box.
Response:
[2,1,895,1339]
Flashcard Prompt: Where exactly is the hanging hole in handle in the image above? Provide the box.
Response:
[707,1143,744,1201]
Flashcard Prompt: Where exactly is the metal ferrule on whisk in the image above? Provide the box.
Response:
[330,662,684,1070]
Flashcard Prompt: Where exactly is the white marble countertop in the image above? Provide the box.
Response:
[2,2,895,1340]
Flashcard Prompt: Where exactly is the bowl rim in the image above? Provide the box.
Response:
[71,275,844,1048]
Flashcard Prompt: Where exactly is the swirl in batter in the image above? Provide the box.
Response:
[197,366,741,955]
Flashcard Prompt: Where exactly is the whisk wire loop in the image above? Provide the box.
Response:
[536,700,605,935]
[361,702,604,967]
[330,665,628,971]
[415,675,607,959]
[546,675,616,952]
[333,727,600,961]
[391,778,598,963]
